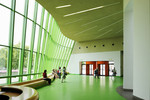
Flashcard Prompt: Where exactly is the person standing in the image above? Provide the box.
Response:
[61,67,66,83]
[94,68,99,79]
[57,67,61,79]
[112,67,117,76]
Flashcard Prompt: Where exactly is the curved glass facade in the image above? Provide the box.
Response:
[0,0,74,84]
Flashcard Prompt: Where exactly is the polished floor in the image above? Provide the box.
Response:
[37,75,125,100]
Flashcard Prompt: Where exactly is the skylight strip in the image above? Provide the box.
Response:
[56,5,71,9]
[98,19,123,31]
[64,2,120,17]
[64,6,104,17]
[74,26,97,36]
[65,19,82,25]
[81,11,123,26]
[96,30,112,39]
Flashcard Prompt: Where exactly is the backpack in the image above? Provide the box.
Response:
[57,70,59,74]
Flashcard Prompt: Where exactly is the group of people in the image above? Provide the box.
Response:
[94,67,117,79]
[43,66,67,85]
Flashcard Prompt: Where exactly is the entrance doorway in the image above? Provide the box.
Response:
[80,61,114,76]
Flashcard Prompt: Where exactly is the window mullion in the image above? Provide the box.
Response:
[27,1,38,80]
[34,8,45,79]
[18,0,29,82]
[7,0,16,85]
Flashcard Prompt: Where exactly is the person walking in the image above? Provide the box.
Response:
[61,67,67,83]
[94,68,99,79]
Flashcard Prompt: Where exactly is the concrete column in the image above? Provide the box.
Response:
[123,0,133,90]
[133,0,150,99]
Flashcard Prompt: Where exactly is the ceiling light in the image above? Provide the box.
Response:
[64,2,120,17]
[64,6,104,17]
[56,5,71,9]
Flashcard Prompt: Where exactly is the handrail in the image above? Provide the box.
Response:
[0,73,42,79]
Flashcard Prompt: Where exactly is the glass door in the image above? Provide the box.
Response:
[81,64,86,75]
[100,64,105,76]
[89,64,93,75]
[109,61,114,76]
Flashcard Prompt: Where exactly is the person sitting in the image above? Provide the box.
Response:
[43,70,51,85]
[52,69,58,79]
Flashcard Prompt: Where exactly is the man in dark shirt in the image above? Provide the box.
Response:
[94,68,99,79]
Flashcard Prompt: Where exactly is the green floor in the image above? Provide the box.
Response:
[37,75,125,100]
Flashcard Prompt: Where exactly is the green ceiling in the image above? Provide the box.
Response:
[36,0,123,42]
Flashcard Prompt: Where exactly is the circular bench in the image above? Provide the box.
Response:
[0,86,38,100]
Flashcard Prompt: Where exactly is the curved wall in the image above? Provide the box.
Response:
[0,0,74,85]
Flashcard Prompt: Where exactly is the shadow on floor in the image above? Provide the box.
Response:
[116,86,143,100]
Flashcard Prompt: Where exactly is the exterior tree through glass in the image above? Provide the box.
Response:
[0,0,74,85]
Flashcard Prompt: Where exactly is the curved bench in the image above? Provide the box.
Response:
[11,75,55,89]
[0,75,55,100]
[0,85,38,100]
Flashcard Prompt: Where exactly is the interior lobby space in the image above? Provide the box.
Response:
[0,0,150,100]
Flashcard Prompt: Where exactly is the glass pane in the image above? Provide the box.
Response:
[37,54,41,72]
[23,76,27,81]
[100,65,102,75]
[12,49,20,83]
[14,13,23,48]
[109,64,114,76]
[0,78,7,84]
[16,0,25,14]
[43,10,47,29]
[103,64,105,75]
[12,48,20,75]
[82,65,86,75]
[11,77,19,83]
[31,75,34,80]
[25,20,32,50]
[28,0,35,20]
[34,25,39,51]
[47,15,51,32]
[23,50,29,74]
[0,46,8,76]
[44,33,48,54]
[0,0,11,8]
[36,3,42,24]
[40,30,44,53]
[0,6,10,46]
[32,52,36,73]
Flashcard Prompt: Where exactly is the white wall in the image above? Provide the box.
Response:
[124,0,150,99]
[67,51,121,76]
[133,0,150,99]
[123,0,133,90]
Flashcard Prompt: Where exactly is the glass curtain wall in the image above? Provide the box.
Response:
[0,0,74,85]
